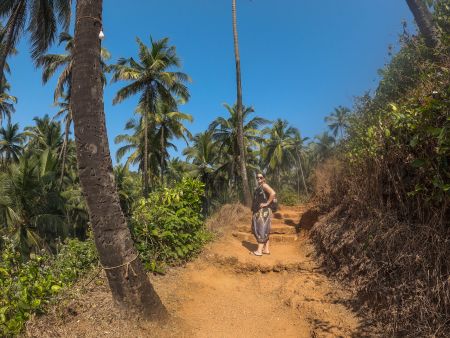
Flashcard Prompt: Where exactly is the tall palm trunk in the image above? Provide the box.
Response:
[232,0,252,207]
[71,0,165,318]
[143,109,149,197]
[0,1,25,84]
[296,151,308,195]
[406,0,439,48]
[59,115,71,189]
[160,125,164,185]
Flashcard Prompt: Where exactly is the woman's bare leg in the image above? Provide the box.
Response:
[263,240,270,254]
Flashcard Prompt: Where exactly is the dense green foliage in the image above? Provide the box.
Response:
[2,0,447,335]
[0,238,97,336]
[342,9,449,221]
[131,178,210,273]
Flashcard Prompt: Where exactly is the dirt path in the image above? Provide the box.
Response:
[26,205,365,338]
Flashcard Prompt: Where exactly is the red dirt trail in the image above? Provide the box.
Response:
[26,205,365,338]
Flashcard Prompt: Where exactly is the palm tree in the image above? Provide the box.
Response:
[0,0,72,83]
[0,152,66,256]
[290,129,310,196]
[325,106,350,139]
[231,0,251,207]
[153,101,192,184]
[166,157,189,183]
[114,115,162,189]
[209,103,268,195]
[114,164,141,217]
[38,33,111,186]
[183,131,219,213]
[0,27,17,124]
[111,36,190,197]
[313,132,335,160]
[53,96,71,186]
[38,32,111,102]
[70,0,165,316]
[0,80,17,124]
[24,114,63,152]
[261,119,299,190]
[183,131,217,184]
[0,121,23,167]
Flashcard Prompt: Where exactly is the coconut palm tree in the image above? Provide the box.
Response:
[183,131,219,213]
[313,132,335,160]
[52,96,71,187]
[111,36,190,197]
[291,129,309,196]
[114,115,162,189]
[38,32,111,102]
[0,121,23,167]
[24,114,63,152]
[0,152,66,256]
[0,0,72,83]
[183,131,217,184]
[153,100,192,184]
[325,106,350,139]
[209,103,268,194]
[70,0,165,316]
[0,80,17,124]
[114,164,141,217]
[165,157,189,183]
[231,0,251,207]
[261,119,299,190]
[38,33,111,186]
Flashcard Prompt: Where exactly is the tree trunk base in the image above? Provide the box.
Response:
[105,259,168,321]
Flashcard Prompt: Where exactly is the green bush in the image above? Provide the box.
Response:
[131,177,211,273]
[0,238,97,336]
[278,188,299,206]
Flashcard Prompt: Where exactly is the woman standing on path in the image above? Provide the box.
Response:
[251,173,276,256]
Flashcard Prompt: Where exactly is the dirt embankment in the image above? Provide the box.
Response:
[25,204,372,338]
[309,204,450,337]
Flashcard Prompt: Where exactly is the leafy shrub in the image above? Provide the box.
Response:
[52,238,98,284]
[277,188,299,206]
[0,238,97,336]
[131,177,211,273]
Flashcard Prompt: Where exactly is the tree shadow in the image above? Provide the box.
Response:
[326,297,380,337]
[309,315,375,337]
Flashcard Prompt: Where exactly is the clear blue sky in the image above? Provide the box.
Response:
[7,0,414,163]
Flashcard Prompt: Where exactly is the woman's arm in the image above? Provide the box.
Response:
[260,183,276,208]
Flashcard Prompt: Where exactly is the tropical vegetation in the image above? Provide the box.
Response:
[0,0,448,336]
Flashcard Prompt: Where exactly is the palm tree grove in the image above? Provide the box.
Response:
[0,1,449,337]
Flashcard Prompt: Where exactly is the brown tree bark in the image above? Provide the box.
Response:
[232,0,252,207]
[143,107,149,197]
[406,0,439,48]
[296,151,309,196]
[160,125,165,185]
[71,0,166,318]
[59,114,71,189]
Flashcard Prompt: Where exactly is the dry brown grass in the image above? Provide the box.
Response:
[310,157,346,207]
[205,203,251,235]
[309,158,450,337]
